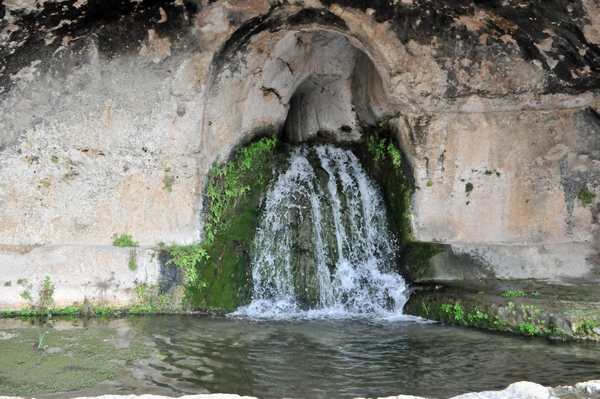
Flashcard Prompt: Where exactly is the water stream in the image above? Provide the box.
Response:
[235,144,408,319]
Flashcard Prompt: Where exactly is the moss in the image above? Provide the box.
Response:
[354,122,442,282]
[0,325,153,396]
[162,134,282,312]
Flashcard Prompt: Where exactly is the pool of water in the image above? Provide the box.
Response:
[1,315,599,398]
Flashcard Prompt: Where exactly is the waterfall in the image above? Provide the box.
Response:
[233,144,408,319]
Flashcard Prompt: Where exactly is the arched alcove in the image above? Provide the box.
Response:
[202,27,392,159]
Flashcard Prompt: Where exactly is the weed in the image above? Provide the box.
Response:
[441,302,465,322]
[496,172,501,177]
[467,308,489,323]
[38,276,54,316]
[37,328,49,349]
[387,143,402,168]
[20,290,33,302]
[478,291,484,295]
[163,175,173,192]
[485,170,492,175]
[128,250,137,271]
[502,290,527,297]
[576,318,599,335]
[426,180,433,187]
[51,156,58,163]
[466,201,470,205]
[508,302,515,308]
[133,283,148,302]
[40,179,51,187]
[112,233,139,247]
[160,243,208,288]
[204,137,277,244]
[4,281,11,287]
[519,322,540,336]
[577,189,596,205]
[465,182,473,193]
[27,155,39,164]
[17,279,27,287]
[165,167,171,172]
[531,291,541,297]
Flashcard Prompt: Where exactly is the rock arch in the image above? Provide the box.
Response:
[201,19,395,161]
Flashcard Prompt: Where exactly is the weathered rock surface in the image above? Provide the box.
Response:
[0,0,599,309]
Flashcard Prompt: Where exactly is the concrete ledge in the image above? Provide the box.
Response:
[0,245,162,310]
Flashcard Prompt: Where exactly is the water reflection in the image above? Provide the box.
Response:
[1,315,599,399]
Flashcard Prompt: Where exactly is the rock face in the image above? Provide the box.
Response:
[0,0,598,309]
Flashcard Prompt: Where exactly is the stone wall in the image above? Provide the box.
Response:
[0,0,598,309]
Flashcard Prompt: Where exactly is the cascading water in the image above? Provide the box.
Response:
[234,144,409,319]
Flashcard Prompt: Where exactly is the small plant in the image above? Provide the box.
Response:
[40,179,51,187]
[38,276,54,316]
[112,233,139,247]
[27,155,39,164]
[163,175,173,192]
[478,291,484,295]
[467,308,489,323]
[3,281,11,287]
[128,250,137,271]
[165,167,171,172]
[577,189,596,205]
[20,290,33,302]
[519,322,540,336]
[531,291,541,297]
[507,301,515,308]
[441,302,465,322]
[37,328,49,349]
[51,156,58,163]
[466,201,470,205]
[387,143,402,169]
[501,290,527,297]
[160,243,208,288]
[496,172,501,177]
[426,180,433,187]
[134,283,148,302]
[484,170,493,175]
[17,278,27,287]
[576,318,599,335]
[465,182,473,193]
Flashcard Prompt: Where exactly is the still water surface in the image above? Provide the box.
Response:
[2,315,600,399]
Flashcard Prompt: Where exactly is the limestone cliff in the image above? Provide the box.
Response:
[0,0,598,309]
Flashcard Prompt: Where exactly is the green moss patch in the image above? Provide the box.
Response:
[0,324,153,396]
[160,135,282,312]
[354,122,443,282]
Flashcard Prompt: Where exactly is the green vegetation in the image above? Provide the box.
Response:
[441,302,465,322]
[465,182,473,193]
[577,189,596,205]
[576,317,598,335]
[519,322,540,336]
[20,290,33,303]
[163,175,173,192]
[40,179,51,187]
[112,233,139,247]
[358,120,443,281]
[160,136,280,311]
[128,250,137,271]
[0,325,154,396]
[531,291,541,297]
[426,180,433,187]
[4,281,11,287]
[38,276,54,316]
[37,328,49,349]
[51,156,58,163]
[467,308,489,323]
[501,290,527,297]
